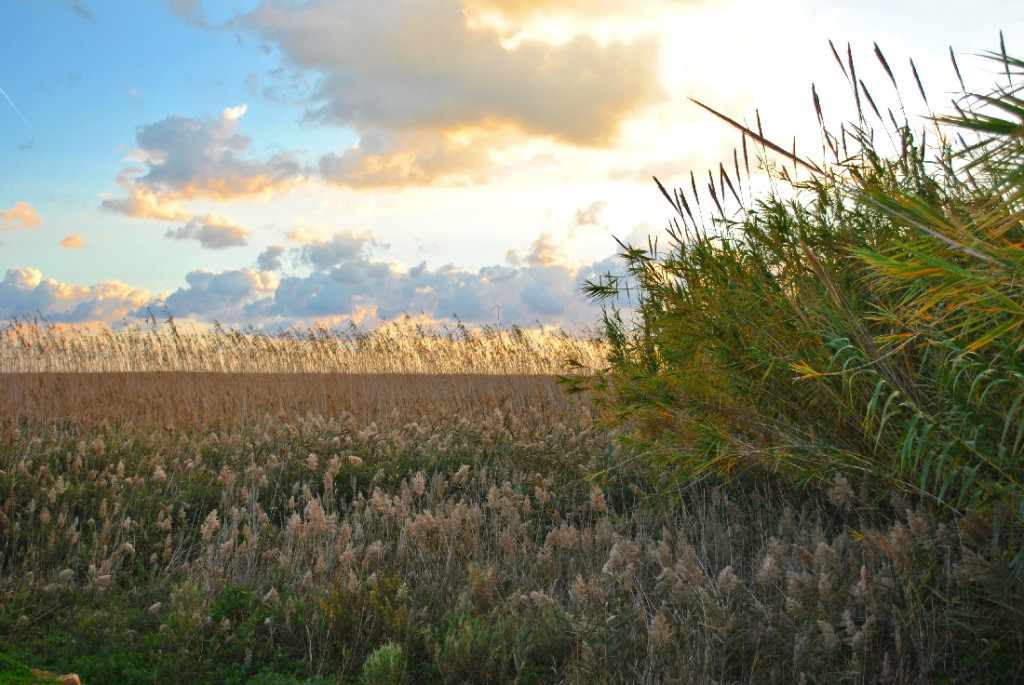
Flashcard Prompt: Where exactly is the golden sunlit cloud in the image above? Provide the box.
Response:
[524,231,564,267]
[60,233,84,249]
[245,0,664,187]
[178,173,300,201]
[102,106,306,218]
[460,0,704,21]
[318,127,512,188]
[5,267,43,289]
[1,267,151,324]
[0,201,42,229]
[221,104,247,121]
[286,219,328,244]
[102,176,192,221]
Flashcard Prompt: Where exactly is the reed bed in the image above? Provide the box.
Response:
[2,317,999,683]
[0,373,566,431]
[1,397,1012,683]
[0,318,607,375]
[0,318,1015,683]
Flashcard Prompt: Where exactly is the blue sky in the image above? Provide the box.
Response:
[2,0,1021,329]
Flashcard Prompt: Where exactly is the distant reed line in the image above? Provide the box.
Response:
[0,318,607,374]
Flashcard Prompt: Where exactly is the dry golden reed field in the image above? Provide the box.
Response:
[0,318,1017,684]
[0,318,603,430]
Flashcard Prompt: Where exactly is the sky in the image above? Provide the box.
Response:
[1,0,1021,331]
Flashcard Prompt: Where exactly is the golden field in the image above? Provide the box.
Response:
[0,320,1006,684]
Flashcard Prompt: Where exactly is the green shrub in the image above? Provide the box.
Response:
[430,606,570,684]
[431,612,513,683]
[359,642,408,685]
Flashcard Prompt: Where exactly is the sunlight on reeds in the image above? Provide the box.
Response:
[0,316,607,375]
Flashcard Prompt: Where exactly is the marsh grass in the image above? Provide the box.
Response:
[0,372,566,431]
[0,317,606,376]
[3,401,1016,683]
[4,42,1024,684]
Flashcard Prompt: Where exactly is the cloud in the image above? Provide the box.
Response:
[298,230,386,271]
[134,106,303,199]
[519,263,578,316]
[66,0,94,20]
[60,234,84,249]
[505,200,608,268]
[259,259,600,326]
[524,232,564,267]
[460,0,698,18]
[143,228,619,328]
[0,202,41,229]
[285,219,326,245]
[167,0,200,17]
[166,0,212,26]
[607,157,704,183]
[1,226,628,328]
[0,268,150,324]
[243,0,664,186]
[102,172,193,220]
[573,200,606,227]
[317,128,505,187]
[103,106,305,218]
[256,244,285,271]
[158,268,279,322]
[166,212,251,249]
[221,104,247,121]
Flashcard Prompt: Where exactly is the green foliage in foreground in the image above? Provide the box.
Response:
[0,653,51,685]
[568,40,1024,680]
[577,44,1024,528]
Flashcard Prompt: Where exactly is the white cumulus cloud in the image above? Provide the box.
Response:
[166,212,252,249]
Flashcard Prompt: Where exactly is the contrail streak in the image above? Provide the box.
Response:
[0,84,32,128]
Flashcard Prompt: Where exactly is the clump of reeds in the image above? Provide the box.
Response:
[579,41,1024,515]
[569,38,1024,681]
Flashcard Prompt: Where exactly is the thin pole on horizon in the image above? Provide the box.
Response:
[493,304,500,328]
